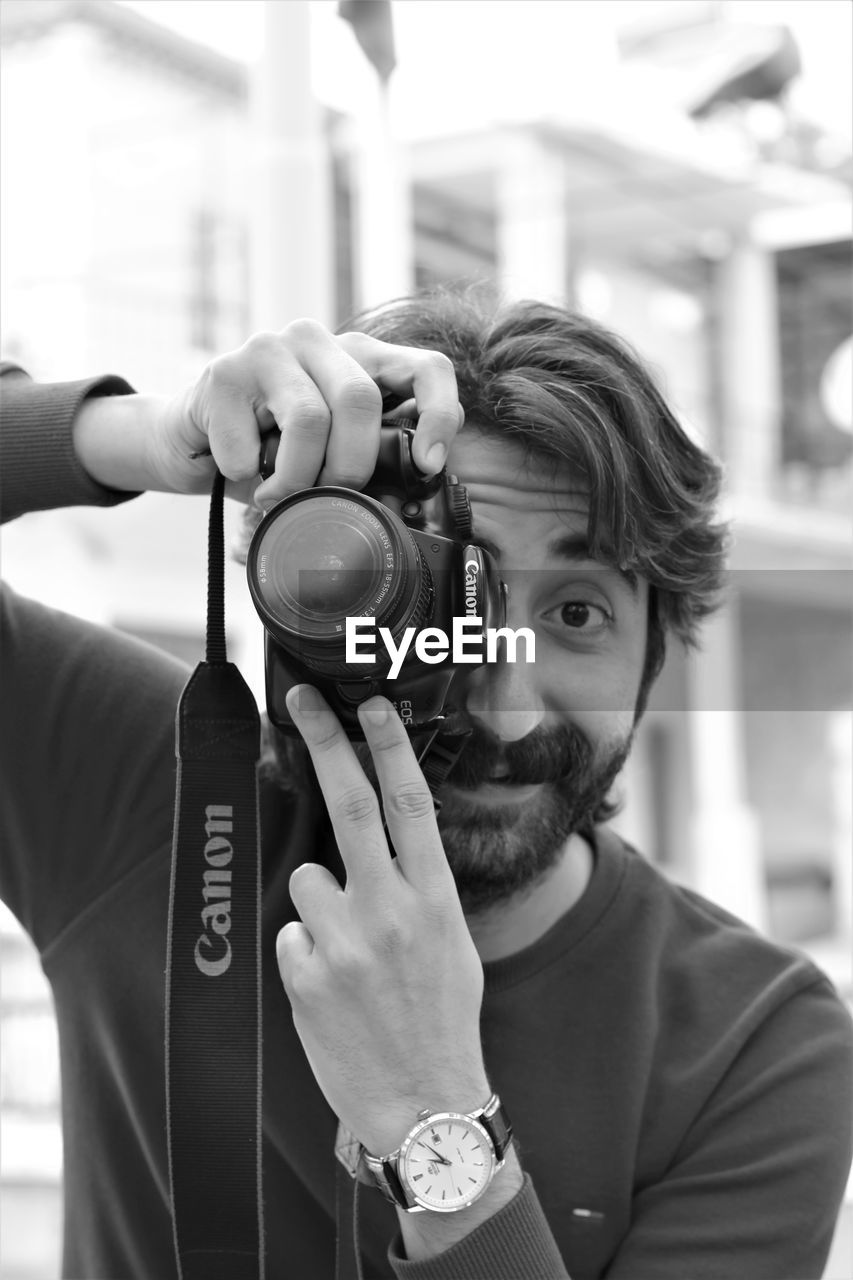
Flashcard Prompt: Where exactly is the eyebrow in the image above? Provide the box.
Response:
[475,529,639,597]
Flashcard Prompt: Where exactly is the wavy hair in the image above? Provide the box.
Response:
[345,286,729,711]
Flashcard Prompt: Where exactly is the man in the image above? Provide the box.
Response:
[1,289,851,1280]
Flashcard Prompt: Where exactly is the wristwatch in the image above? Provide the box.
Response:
[360,1093,513,1214]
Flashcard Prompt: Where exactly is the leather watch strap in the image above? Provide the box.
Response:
[375,1158,410,1207]
[478,1093,513,1161]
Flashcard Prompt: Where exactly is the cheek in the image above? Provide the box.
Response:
[572,710,636,756]
[537,650,642,720]
[539,679,636,764]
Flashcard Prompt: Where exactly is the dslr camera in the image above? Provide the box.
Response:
[246,421,506,736]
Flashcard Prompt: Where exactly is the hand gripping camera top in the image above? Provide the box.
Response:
[246,421,506,736]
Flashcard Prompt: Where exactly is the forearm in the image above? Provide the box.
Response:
[71,390,174,493]
[0,364,216,519]
[0,367,143,521]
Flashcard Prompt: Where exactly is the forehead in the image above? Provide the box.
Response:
[447,430,589,561]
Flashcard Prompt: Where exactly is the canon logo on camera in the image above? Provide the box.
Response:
[464,558,479,615]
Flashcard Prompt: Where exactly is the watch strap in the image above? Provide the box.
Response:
[367,1154,412,1209]
[478,1092,513,1162]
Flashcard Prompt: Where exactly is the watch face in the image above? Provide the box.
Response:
[399,1112,496,1212]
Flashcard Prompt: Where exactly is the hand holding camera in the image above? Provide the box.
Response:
[156,319,465,505]
[72,319,463,501]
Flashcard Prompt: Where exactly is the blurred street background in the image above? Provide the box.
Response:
[1,2,851,1276]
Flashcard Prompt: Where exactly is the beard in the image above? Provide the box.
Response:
[355,716,633,916]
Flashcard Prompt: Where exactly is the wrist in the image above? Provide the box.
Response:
[361,1074,492,1158]
[398,1143,524,1262]
[72,392,171,493]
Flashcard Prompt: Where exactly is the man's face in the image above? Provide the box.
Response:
[422,429,650,914]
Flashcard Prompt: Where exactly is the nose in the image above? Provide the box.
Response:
[462,653,546,743]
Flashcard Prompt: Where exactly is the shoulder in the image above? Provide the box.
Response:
[599,828,852,1051]
[1,580,189,686]
[0,580,191,781]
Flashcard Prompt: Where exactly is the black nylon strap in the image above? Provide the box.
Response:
[166,471,264,1279]
[416,726,472,812]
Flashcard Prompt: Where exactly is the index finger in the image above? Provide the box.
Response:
[356,697,454,896]
[285,685,395,896]
[336,333,464,475]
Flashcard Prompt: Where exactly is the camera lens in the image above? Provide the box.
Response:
[268,508,386,621]
[247,489,432,674]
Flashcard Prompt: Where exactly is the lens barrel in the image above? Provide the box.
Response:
[247,489,434,677]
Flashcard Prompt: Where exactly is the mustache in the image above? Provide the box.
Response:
[436,718,594,790]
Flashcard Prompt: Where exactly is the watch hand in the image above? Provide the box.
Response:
[421,1143,451,1165]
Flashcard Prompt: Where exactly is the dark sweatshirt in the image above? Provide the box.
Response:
[1,363,851,1280]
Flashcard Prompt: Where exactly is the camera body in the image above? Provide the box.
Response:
[246,423,505,736]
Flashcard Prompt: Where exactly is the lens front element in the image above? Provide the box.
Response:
[264,504,389,624]
[248,490,429,666]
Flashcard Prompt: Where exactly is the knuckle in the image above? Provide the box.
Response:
[331,376,382,418]
[205,351,240,387]
[386,782,434,822]
[213,419,251,451]
[307,718,342,753]
[280,391,331,436]
[441,399,462,424]
[369,726,406,755]
[210,426,259,479]
[425,403,461,435]
[325,938,361,978]
[281,317,329,345]
[421,349,455,377]
[335,330,376,354]
[333,785,380,827]
[242,330,281,360]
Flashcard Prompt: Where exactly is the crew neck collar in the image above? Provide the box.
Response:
[481,827,629,994]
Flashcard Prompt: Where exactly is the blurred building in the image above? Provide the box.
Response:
[1,2,851,1276]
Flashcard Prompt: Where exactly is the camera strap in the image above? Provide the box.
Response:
[166,470,264,1280]
[416,726,472,809]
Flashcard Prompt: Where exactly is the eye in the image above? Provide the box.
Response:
[544,600,612,635]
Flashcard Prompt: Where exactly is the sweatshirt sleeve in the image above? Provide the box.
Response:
[388,1176,569,1279]
[0,361,139,522]
[0,363,188,948]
